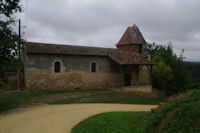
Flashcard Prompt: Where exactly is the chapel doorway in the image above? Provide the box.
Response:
[124,73,131,86]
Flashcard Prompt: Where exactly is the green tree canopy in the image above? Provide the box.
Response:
[147,43,191,95]
[0,0,21,17]
[0,0,22,83]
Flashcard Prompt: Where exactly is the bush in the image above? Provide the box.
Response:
[147,43,191,95]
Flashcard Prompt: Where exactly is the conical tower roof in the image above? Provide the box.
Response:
[116,24,146,46]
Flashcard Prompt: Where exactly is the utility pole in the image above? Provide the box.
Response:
[18,19,21,90]
[18,19,21,59]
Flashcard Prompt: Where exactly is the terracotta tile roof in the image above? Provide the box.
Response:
[117,24,146,46]
[25,42,154,65]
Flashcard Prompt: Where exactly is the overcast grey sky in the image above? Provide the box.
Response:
[17,0,200,61]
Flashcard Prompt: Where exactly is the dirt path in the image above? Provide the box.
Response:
[0,104,158,133]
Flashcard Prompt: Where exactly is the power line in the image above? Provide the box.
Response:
[26,0,27,26]
[43,0,69,25]
[39,0,70,42]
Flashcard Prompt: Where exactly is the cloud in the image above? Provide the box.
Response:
[16,0,200,61]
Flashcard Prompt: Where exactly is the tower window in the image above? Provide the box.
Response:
[54,61,61,73]
[139,45,142,53]
[91,62,97,73]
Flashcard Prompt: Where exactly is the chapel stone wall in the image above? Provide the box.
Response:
[24,54,122,91]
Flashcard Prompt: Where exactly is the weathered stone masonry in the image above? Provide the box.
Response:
[25,54,123,90]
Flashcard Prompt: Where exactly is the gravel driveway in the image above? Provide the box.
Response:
[0,104,157,133]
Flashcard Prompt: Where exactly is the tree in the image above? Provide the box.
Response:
[152,56,173,93]
[0,0,22,84]
[0,0,21,17]
[147,42,191,95]
[184,62,200,89]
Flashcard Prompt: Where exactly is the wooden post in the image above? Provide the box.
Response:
[119,65,124,87]
[17,68,20,90]
[149,65,152,85]
[18,19,21,90]
[18,19,21,58]
[136,65,143,86]
[136,65,139,86]
[146,65,152,85]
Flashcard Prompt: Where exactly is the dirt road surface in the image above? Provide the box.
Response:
[0,104,158,133]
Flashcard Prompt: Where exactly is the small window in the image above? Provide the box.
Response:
[91,62,97,73]
[54,61,61,73]
[139,45,142,53]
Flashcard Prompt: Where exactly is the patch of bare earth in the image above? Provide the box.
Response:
[155,92,191,133]
[155,107,179,133]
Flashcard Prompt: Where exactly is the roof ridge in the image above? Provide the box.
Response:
[26,41,117,50]
[129,26,135,44]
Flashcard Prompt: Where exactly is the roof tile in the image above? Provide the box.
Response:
[117,25,146,46]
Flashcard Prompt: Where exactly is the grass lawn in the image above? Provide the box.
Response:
[0,89,166,113]
[71,90,200,133]
[71,112,148,133]
[160,101,200,133]
[0,91,64,112]
[49,90,166,105]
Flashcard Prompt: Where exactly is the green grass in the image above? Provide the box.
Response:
[0,91,63,112]
[71,112,148,133]
[160,101,200,133]
[0,89,166,113]
[138,90,200,133]
[49,90,165,105]
[71,90,200,133]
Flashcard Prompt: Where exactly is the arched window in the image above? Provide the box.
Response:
[54,61,61,73]
[91,62,97,73]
